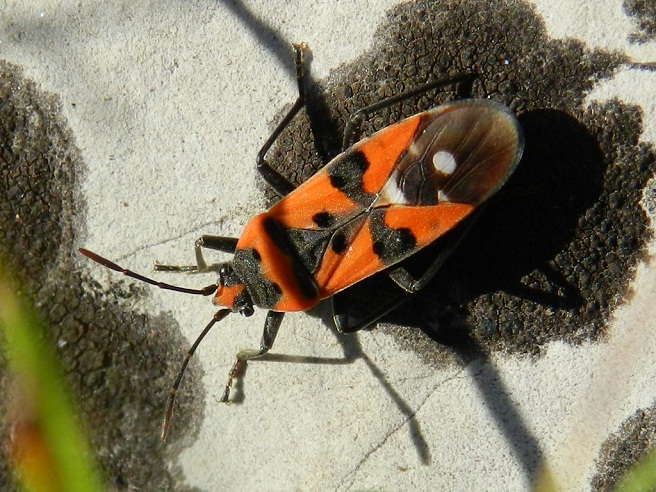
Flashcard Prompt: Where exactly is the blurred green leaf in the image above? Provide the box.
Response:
[0,272,103,491]
[614,447,656,492]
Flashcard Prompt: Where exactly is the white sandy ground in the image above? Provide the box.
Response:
[2,0,656,490]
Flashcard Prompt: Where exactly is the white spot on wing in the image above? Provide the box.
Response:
[433,151,457,175]
[408,141,421,156]
[438,190,450,202]
[377,169,409,206]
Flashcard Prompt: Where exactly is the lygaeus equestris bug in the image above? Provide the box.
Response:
[80,43,523,440]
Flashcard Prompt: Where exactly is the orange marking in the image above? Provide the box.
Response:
[316,203,474,297]
[266,114,421,230]
[383,203,474,249]
[311,214,369,294]
[268,172,360,229]
[215,283,244,309]
[316,223,384,296]
[355,114,422,194]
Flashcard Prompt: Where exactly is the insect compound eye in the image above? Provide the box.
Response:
[219,263,239,287]
[234,289,254,317]
[239,304,254,317]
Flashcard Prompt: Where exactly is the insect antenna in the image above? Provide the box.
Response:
[161,308,232,441]
[78,248,231,440]
[78,248,217,296]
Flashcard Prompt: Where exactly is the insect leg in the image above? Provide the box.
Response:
[342,73,476,150]
[154,235,239,273]
[332,289,410,334]
[256,43,309,197]
[220,310,285,402]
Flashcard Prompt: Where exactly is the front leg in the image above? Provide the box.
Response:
[220,310,285,402]
[154,234,239,273]
[256,43,310,197]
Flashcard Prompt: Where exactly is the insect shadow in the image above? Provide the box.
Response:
[310,109,604,477]
[221,32,602,469]
[297,108,604,475]
[237,302,434,464]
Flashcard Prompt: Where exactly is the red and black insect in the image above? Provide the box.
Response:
[79,44,524,440]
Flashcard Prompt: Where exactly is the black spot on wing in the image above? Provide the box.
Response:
[331,233,348,254]
[312,211,335,228]
[369,210,417,264]
[327,150,375,206]
[329,174,347,189]
[329,214,369,259]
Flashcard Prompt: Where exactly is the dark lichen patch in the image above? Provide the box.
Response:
[262,0,655,365]
[624,0,656,43]
[0,60,202,490]
[591,404,656,491]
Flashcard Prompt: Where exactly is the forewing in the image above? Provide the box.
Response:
[317,99,523,296]
[266,99,523,299]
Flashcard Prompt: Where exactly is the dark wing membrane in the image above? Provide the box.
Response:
[440,100,523,205]
[382,99,524,207]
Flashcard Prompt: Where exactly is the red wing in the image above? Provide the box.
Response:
[314,203,474,296]
[267,112,423,230]
[315,99,523,297]
[260,99,523,300]
[267,171,361,229]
